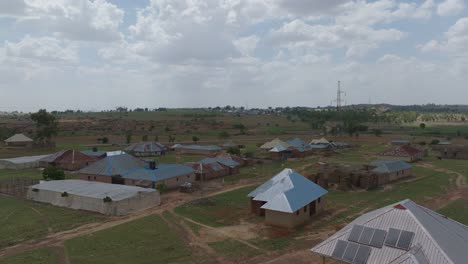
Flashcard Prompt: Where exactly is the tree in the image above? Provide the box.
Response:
[43,166,65,180]
[419,123,426,129]
[126,131,133,144]
[218,131,230,139]
[101,137,109,144]
[192,136,200,142]
[168,135,176,142]
[30,109,58,146]
[154,135,159,141]
[227,147,241,156]
[373,129,382,137]
[142,135,148,141]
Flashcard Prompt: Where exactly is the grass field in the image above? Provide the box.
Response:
[431,158,468,181]
[0,168,43,180]
[208,239,259,260]
[65,215,194,264]
[438,199,468,225]
[0,196,104,249]
[0,248,58,264]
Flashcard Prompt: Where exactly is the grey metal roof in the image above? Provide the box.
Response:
[248,168,327,213]
[174,144,222,151]
[392,140,410,143]
[31,180,155,201]
[124,142,165,153]
[311,199,468,264]
[269,145,288,152]
[199,157,240,168]
[78,154,145,176]
[80,150,107,157]
[370,160,412,173]
[121,164,195,182]
[0,154,51,164]
[287,138,306,148]
[4,133,33,143]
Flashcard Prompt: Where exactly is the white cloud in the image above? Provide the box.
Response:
[419,17,468,56]
[4,35,78,63]
[9,0,124,42]
[437,0,464,17]
[268,19,405,58]
[233,35,260,56]
[0,0,27,17]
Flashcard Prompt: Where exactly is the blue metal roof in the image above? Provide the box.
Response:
[78,154,145,176]
[122,164,195,182]
[199,157,240,167]
[370,160,412,173]
[248,169,328,213]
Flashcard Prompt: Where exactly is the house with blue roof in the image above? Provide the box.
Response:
[248,168,328,228]
[78,154,195,189]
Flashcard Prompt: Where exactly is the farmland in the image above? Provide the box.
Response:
[0,109,467,263]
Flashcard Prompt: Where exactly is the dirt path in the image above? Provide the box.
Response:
[0,182,260,259]
[179,215,263,251]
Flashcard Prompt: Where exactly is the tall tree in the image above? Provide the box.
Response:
[30,109,58,146]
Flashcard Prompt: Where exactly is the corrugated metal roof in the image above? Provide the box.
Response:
[310,137,330,145]
[80,150,107,157]
[40,150,97,164]
[260,138,290,149]
[78,154,145,176]
[311,199,468,264]
[122,164,195,182]
[4,133,33,143]
[124,142,165,153]
[248,169,327,213]
[199,157,240,167]
[174,144,222,151]
[287,138,306,148]
[370,160,412,173]
[270,145,288,152]
[31,180,154,201]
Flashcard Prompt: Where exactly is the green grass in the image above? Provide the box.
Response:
[318,166,455,227]
[432,158,468,181]
[65,215,193,264]
[208,239,259,259]
[174,186,256,227]
[0,168,43,180]
[0,196,104,249]
[438,199,468,225]
[0,248,58,264]
[249,237,292,251]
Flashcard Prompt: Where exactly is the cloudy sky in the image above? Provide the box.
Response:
[0,0,467,111]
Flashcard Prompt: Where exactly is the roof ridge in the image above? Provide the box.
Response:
[405,202,455,264]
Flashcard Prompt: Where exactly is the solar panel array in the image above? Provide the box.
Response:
[332,240,372,264]
[384,228,415,250]
[348,225,387,248]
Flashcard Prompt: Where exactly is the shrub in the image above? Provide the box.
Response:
[61,192,69,197]
[103,196,112,203]
[43,166,65,180]
[156,184,168,193]
[430,139,440,145]
[227,147,241,156]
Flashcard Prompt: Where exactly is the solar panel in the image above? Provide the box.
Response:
[385,228,401,247]
[396,231,415,250]
[358,227,374,245]
[354,245,372,264]
[332,240,348,259]
[343,242,359,262]
[370,229,387,248]
[349,225,364,242]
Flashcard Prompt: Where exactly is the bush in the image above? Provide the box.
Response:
[418,141,427,146]
[103,196,112,203]
[227,147,241,156]
[43,166,65,180]
[244,151,255,158]
[61,192,69,197]
[156,184,168,193]
[430,139,440,145]
[101,137,109,144]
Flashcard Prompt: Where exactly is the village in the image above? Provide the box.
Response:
[0,109,467,264]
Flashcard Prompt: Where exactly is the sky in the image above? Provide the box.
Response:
[0,0,467,111]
